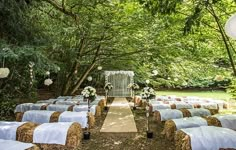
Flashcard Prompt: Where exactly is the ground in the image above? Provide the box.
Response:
[79,99,175,150]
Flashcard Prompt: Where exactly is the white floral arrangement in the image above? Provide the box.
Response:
[104,82,113,91]
[44,78,53,86]
[81,86,97,100]
[127,83,139,90]
[141,87,155,99]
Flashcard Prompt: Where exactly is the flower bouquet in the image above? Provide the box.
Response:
[127,83,139,90]
[141,86,155,138]
[104,82,113,91]
[81,86,97,101]
[141,87,155,99]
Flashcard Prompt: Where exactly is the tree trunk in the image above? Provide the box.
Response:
[209,5,236,76]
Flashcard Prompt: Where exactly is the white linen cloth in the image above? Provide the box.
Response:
[187,108,211,117]
[175,103,194,109]
[14,103,33,113]
[172,116,207,130]
[37,99,58,104]
[181,126,236,150]
[47,104,72,112]
[57,96,72,99]
[30,103,47,110]
[56,100,78,105]
[0,139,34,150]
[158,109,183,121]
[59,111,88,128]
[73,105,96,115]
[22,110,55,123]
[0,121,26,140]
[149,100,163,104]
[214,114,236,130]
[151,104,171,112]
[200,103,218,109]
[33,122,73,145]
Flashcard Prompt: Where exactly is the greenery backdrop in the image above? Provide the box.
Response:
[0,0,236,101]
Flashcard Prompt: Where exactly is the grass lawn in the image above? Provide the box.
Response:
[156,90,231,100]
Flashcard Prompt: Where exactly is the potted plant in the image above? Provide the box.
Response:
[81,86,97,140]
[127,83,139,110]
[141,86,155,138]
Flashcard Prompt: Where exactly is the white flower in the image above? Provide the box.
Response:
[104,82,113,90]
[146,80,150,84]
[81,86,97,98]
[174,78,178,82]
[152,70,158,76]
[127,83,139,90]
[44,78,53,86]
[0,68,10,78]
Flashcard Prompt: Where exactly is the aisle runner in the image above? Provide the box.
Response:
[100,98,137,133]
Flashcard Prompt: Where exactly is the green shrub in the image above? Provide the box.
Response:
[227,78,236,99]
[0,101,17,121]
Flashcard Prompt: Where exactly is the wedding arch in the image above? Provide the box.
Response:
[104,71,134,97]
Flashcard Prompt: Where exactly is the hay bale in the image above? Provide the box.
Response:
[95,105,101,117]
[179,109,191,117]
[26,145,41,150]
[171,104,176,109]
[153,111,162,123]
[204,116,222,127]
[88,112,95,128]
[209,109,219,115]
[40,105,47,110]
[175,130,191,150]
[223,103,228,109]
[16,122,39,143]
[98,99,105,110]
[149,105,153,113]
[193,104,201,108]
[134,96,142,106]
[36,122,82,150]
[67,105,74,111]
[16,112,24,122]
[16,112,61,123]
[49,112,61,122]
[161,120,177,141]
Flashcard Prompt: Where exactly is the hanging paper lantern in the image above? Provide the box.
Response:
[45,71,50,75]
[225,14,236,40]
[44,78,53,86]
[0,68,10,78]
[97,66,102,70]
[87,76,92,81]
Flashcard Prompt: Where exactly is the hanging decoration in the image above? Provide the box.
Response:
[44,78,53,86]
[225,13,236,40]
[0,68,10,78]
[0,48,10,78]
[29,62,35,86]
[87,76,93,81]
[97,66,102,70]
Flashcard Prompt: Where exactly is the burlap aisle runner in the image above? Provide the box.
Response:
[100,98,137,133]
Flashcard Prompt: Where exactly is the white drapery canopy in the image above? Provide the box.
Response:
[104,71,134,97]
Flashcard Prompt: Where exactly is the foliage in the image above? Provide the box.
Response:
[0,101,17,120]
[227,78,236,99]
[0,40,58,100]
[1,0,236,100]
